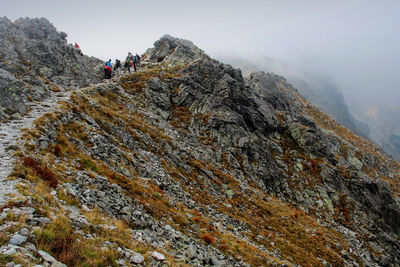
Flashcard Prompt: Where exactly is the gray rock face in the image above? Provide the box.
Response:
[144,78,171,110]
[0,17,103,120]
[145,34,206,65]
[246,71,298,113]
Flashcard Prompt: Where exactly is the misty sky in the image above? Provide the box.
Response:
[2,0,400,112]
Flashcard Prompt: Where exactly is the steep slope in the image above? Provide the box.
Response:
[0,17,103,121]
[1,29,400,266]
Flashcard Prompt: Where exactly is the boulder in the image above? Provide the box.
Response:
[9,234,27,246]
[145,34,205,65]
[152,251,166,261]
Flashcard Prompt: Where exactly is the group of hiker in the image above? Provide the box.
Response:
[104,52,141,79]
[72,42,141,80]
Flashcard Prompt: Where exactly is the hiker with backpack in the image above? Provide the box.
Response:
[132,54,140,72]
[124,60,132,73]
[104,59,112,79]
[114,59,121,76]
[133,53,140,72]
[125,52,133,73]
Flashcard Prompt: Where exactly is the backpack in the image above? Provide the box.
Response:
[133,55,138,63]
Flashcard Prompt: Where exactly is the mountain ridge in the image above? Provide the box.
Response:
[0,17,399,266]
[219,55,370,139]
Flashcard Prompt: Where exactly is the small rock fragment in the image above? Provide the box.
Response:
[152,251,166,261]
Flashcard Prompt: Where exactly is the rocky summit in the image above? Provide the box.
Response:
[0,17,103,121]
[0,18,400,267]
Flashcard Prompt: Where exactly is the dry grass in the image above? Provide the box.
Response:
[34,216,119,266]
[23,156,58,188]
[200,233,215,245]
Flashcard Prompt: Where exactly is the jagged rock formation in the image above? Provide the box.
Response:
[1,19,400,266]
[0,17,103,121]
[145,34,205,65]
[221,55,370,139]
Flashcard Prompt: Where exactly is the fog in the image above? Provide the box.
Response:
[2,0,400,117]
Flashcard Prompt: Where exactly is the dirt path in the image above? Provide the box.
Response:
[0,91,71,206]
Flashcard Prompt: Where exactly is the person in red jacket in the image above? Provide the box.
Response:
[104,59,112,79]
[104,66,112,79]
[74,42,83,55]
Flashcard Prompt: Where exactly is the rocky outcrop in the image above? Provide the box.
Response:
[1,25,400,266]
[145,34,206,65]
[0,17,103,121]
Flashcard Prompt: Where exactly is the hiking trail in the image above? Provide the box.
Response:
[0,90,72,206]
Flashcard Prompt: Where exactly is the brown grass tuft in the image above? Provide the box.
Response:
[54,145,63,157]
[23,156,58,188]
[201,233,215,245]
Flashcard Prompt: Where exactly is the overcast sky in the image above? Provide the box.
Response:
[2,0,400,112]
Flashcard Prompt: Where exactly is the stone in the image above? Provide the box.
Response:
[294,163,303,172]
[4,247,17,255]
[187,244,198,259]
[19,228,29,236]
[209,256,221,266]
[6,263,15,267]
[152,251,166,261]
[164,224,174,232]
[116,259,126,266]
[226,189,234,198]
[347,155,363,171]
[38,250,56,263]
[50,262,67,267]
[24,242,37,252]
[130,254,144,264]
[9,234,27,246]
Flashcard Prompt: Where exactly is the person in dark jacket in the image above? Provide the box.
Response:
[124,60,130,73]
[114,59,121,76]
[133,53,140,72]
[125,52,133,73]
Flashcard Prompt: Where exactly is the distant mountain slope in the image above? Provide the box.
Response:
[220,55,370,138]
[359,106,400,161]
[0,17,103,121]
[0,19,400,266]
